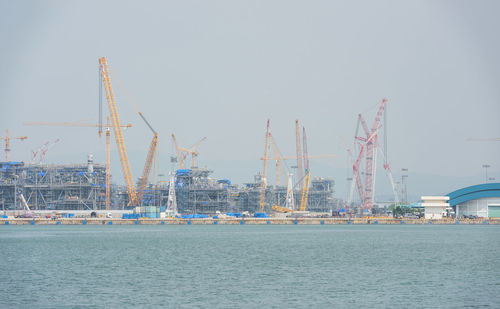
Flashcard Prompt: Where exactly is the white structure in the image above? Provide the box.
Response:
[455,197,500,218]
[421,196,450,219]
[165,172,178,217]
[285,174,295,211]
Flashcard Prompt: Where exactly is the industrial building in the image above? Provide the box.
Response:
[172,168,336,214]
[0,159,337,214]
[448,183,500,218]
[0,156,106,212]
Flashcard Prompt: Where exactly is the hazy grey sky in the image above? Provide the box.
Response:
[1,0,499,199]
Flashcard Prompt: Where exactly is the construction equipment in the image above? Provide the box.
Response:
[99,57,161,206]
[269,134,289,186]
[380,150,399,205]
[24,121,132,128]
[270,128,312,214]
[299,127,310,211]
[342,138,365,206]
[346,99,392,212]
[467,137,500,141]
[359,99,386,211]
[0,130,27,161]
[259,119,271,212]
[260,132,336,186]
[171,134,206,169]
[99,57,137,206]
[165,172,178,216]
[272,205,294,213]
[31,141,49,164]
[185,137,207,168]
[295,119,303,191]
[171,134,184,168]
[38,139,60,164]
[136,112,159,205]
[18,192,31,212]
[285,173,295,210]
[260,151,336,186]
[271,173,296,213]
[105,120,111,210]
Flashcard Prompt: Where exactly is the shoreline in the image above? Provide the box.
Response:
[1,218,499,225]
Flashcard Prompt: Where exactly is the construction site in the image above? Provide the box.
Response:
[1,57,401,218]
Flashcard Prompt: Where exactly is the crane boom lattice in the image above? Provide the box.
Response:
[99,57,137,206]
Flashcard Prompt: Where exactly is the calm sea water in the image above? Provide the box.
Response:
[0,224,498,308]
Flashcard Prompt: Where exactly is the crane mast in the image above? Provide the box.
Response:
[295,119,303,191]
[269,134,288,186]
[259,119,271,212]
[39,139,60,164]
[137,133,159,204]
[134,110,159,206]
[362,99,386,210]
[99,57,137,206]
[171,134,184,169]
[186,137,207,168]
[350,98,388,212]
[1,130,27,161]
[105,122,111,210]
[299,127,310,212]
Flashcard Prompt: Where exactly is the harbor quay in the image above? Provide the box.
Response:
[1,218,499,225]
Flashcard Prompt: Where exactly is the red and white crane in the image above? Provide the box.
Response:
[36,139,60,164]
[347,99,399,212]
[31,141,49,164]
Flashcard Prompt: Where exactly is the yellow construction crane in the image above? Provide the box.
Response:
[467,137,500,141]
[272,205,294,213]
[260,151,336,186]
[184,137,207,168]
[259,132,335,186]
[136,112,159,205]
[171,133,206,169]
[24,120,131,210]
[171,133,184,168]
[0,130,27,161]
[24,121,132,129]
[269,134,288,186]
[99,57,138,206]
[100,57,161,207]
[299,171,311,211]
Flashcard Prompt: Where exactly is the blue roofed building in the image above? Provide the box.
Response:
[447,183,500,218]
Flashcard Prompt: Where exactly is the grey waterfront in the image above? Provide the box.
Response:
[0,225,498,308]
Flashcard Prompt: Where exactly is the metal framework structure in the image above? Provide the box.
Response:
[174,168,235,214]
[0,161,106,212]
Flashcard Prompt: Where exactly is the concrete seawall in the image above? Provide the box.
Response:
[1,218,499,225]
